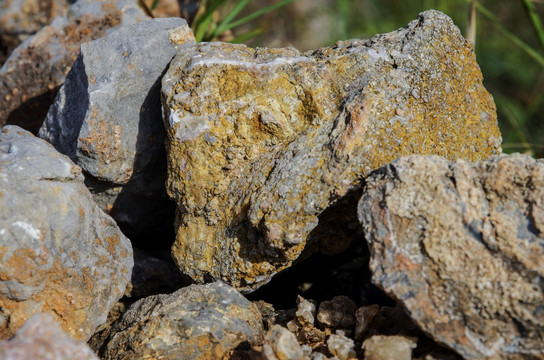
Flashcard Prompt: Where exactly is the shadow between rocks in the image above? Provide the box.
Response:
[108,72,176,254]
[6,86,60,134]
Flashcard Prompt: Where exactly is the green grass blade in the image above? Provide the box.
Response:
[521,0,544,51]
[212,0,251,38]
[467,0,476,45]
[230,28,264,44]
[337,0,349,40]
[219,0,297,34]
[193,0,226,41]
[466,0,544,68]
[150,0,160,10]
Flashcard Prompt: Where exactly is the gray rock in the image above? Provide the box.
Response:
[162,10,502,292]
[92,281,264,360]
[261,325,305,360]
[39,17,195,242]
[0,0,149,133]
[0,313,99,360]
[0,125,133,340]
[358,154,544,359]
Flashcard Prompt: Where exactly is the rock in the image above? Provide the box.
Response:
[261,324,306,360]
[362,335,417,360]
[0,0,71,64]
[92,281,264,360]
[0,0,149,133]
[327,332,357,360]
[161,9,502,292]
[287,296,327,348]
[316,296,357,330]
[295,295,317,326]
[0,125,133,340]
[358,154,544,359]
[354,305,380,341]
[39,17,195,243]
[0,313,99,360]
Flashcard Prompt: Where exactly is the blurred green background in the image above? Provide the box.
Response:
[232,0,544,158]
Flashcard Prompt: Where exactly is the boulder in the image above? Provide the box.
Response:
[91,281,264,360]
[0,313,99,360]
[0,125,133,340]
[161,10,502,291]
[358,154,544,359]
[39,17,195,243]
[0,0,149,133]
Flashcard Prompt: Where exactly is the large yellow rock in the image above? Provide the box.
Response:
[161,10,502,292]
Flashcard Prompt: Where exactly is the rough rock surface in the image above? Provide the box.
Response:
[0,0,71,64]
[0,313,99,360]
[0,0,148,133]
[39,17,194,242]
[358,154,544,359]
[161,9,502,291]
[362,335,417,360]
[91,281,264,360]
[0,125,133,340]
[260,324,306,360]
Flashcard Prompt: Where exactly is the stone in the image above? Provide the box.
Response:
[92,281,264,360]
[161,9,502,292]
[287,296,327,348]
[0,125,133,340]
[0,0,71,64]
[39,17,195,243]
[327,332,357,360]
[0,313,99,360]
[354,305,380,341]
[261,324,306,360]
[358,154,544,359]
[0,0,148,133]
[362,335,417,360]
[316,296,357,330]
[295,295,317,326]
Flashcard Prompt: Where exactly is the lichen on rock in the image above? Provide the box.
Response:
[161,10,502,292]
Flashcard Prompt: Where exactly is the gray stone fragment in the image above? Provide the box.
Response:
[0,125,133,340]
[327,332,356,360]
[92,281,264,360]
[0,0,149,133]
[39,18,195,241]
[261,325,305,360]
[358,154,544,359]
[0,313,99,360]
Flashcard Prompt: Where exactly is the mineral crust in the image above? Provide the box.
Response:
[161,10,502,291]
[358,154,544,359]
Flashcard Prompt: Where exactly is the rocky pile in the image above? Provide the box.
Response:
[1,4,543,360]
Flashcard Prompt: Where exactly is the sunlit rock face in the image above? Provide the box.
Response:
[161,10,502,292]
